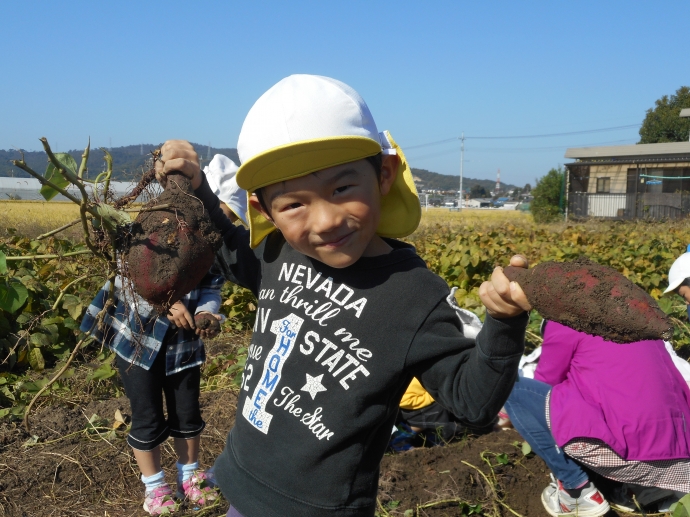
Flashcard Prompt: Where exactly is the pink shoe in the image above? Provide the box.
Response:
[176,470,220,509]
[143,484,179,515]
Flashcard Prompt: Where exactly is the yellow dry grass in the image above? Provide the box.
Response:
[415,206,531,233]
[0,200,81,238]
[0,199,533,241]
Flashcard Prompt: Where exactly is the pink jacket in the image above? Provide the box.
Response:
[536,321,690,461]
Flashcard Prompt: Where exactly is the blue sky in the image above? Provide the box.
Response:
[1,1,688,187]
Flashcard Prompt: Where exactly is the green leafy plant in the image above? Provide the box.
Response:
[671,493,690,516]
[458,502,484,515]
[495,453,510,465]
[408,219,690,354]
[220,283,257,331]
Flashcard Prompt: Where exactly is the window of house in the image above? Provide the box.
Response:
[646,169,663,194]
[627,169,638,193]
[663,168,682,193]
[596,177,611,193]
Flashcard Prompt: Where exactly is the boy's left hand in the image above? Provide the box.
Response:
[479,255,532,319]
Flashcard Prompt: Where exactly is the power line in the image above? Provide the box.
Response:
[468,139,637,153]
[467,124,640,140]
[405,137,458,150]
[406,139,636,160]
[404,124,641,150]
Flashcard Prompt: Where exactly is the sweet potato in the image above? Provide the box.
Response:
[504,257,672,343]
[125,172,222,311]
[195,313,221,334]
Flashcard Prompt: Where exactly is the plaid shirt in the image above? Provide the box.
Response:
[80,271,224,375]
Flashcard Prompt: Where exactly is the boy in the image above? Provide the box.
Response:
[157,74,530,517]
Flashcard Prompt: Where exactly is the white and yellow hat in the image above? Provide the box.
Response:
[236,74,421,248]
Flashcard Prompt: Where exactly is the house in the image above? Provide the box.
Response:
[564,110,690,220]
[465,198,494,208]
[564,109,690,219]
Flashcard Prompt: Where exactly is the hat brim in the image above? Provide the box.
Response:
[664,279,683,294]
[242,134,421,248]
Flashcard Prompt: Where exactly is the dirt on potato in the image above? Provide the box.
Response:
[125,173,222,312]
[505,257,672,343]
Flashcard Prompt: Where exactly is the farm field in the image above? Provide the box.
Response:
[1,201,690,516]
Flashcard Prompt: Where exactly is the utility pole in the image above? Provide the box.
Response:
[458,133,465,210]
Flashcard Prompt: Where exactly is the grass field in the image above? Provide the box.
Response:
[416,206,530,227]
[0,200,81,238]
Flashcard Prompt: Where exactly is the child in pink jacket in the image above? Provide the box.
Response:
[505,320,690,516]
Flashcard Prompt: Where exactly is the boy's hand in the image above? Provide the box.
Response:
[479,255,532,319]
[155,140,202,189]
[167,301,195,330]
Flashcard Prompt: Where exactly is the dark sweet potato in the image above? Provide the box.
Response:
[504,257,672,343]
[194,313,221,334]
[125,173,222,311]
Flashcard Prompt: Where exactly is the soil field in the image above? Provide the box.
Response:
[0,388,548,517]
[0,332,670,509]
[0,382,631,517]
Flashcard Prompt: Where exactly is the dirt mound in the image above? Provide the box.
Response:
[379,430,551,516]
[125,172,223,312]
[505,257,672,343]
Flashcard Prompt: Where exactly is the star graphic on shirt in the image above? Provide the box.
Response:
[301,373,327,400]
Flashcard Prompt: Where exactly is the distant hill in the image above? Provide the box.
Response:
[0,143,239,182]
[411,167,517,194]
[1,144,516,195]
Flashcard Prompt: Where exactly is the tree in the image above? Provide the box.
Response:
[531,167,564,223]
[639,86,690,144]
[523,183,532,192]
[470,184,487,198]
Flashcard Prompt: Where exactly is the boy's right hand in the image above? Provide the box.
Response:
[479,254,531,319]
[167,301,195,330]
[155,140,202,189]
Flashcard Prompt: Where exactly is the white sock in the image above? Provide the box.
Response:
[176,461,199,486]
[141,470,166,495]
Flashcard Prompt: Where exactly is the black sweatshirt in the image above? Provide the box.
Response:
[195,177,527,517]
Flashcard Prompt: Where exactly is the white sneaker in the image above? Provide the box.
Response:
[541,476,610,517]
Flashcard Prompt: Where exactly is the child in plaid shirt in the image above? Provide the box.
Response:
[80,159,246,515]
